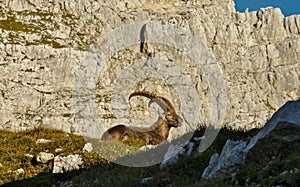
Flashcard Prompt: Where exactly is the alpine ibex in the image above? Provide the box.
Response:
[102,91,183,145]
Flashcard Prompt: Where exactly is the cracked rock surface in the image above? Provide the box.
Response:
[0,0,299,134]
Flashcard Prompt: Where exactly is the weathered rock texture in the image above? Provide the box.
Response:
[202,98,300,179]
[0,0,299,133]
[53,154,83,173]
[201,139,247,179]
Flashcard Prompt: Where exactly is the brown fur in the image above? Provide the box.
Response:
[102,92,182,145]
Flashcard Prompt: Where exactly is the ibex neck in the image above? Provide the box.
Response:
[156,120,170,140]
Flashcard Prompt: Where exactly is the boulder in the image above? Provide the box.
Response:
[202,99,300,179]
[244,99,300,152]
[160,143,184,169]
[201,140,247,179]
[53,154,83,173]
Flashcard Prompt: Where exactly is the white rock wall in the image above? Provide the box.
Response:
[0,0,299,133]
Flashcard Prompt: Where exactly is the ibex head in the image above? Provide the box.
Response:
[129,91,183,127]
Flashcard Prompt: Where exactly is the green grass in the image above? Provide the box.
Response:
[0,126,299,187]
[0,127,105,185]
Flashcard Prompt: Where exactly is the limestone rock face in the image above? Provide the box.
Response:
[0,0,299,135]
[202,99,300,179]
[244,99,300,152]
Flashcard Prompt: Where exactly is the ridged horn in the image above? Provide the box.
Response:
[129,91,176,113]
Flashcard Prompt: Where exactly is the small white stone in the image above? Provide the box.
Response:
[55,148,63,153]
[82,143,93,152]
[139,145,156,151]
[36,138,51,144]
[24,154,34,158]
[36,152,54,163]
[193,136,205,141]
[140,177,154,184]
[17,168,24,174]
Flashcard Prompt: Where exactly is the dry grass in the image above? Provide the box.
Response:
[0,126,299,186]
[0,127,105,185]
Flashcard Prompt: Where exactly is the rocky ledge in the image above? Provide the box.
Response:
[202,98,300,184]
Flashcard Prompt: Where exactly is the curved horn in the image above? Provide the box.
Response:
[148,98,168,112]
[129,91,176,113]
